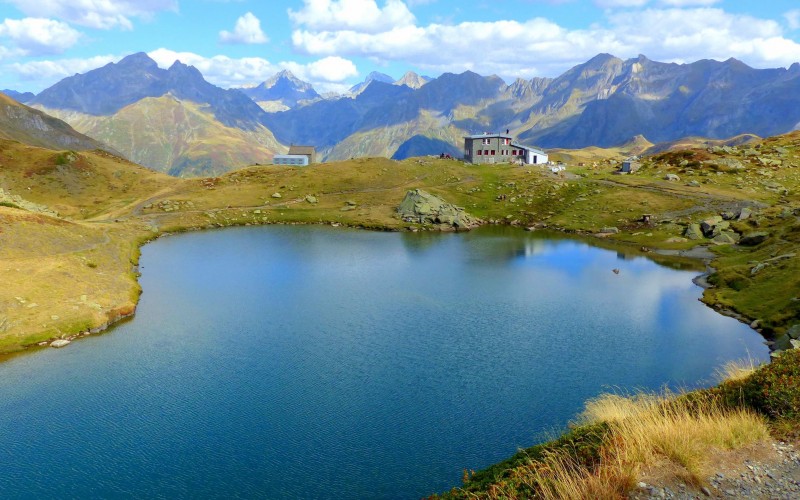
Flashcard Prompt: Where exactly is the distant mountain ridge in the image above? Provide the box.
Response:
[25,51,800,169]
[238,70,321,112]
[31,52,268,130]
[2,90,34,103]
[265,54,800,160]
[30,53,284,176]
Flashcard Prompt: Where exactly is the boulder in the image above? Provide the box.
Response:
[397,189,481,230]
[600,227,620,234]
[700,216,724,237]
[773,333,793,351]
[305,195,318,204]
[50,339,71,348]
[271,192,282,199]
[664,173,680,181]
[738,207,753,221]
[739,232,769,246]
[712,231,739,245]
[787,325,800,340]
[684,223,704,240]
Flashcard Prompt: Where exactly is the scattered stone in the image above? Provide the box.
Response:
[712,231,740,245]
[664,173,681,182]
[740,231,769,246]
[686,180,701,187]
[738,207,753,220]
[600,227,620,234]
[685,223,704,240]
[50,339,70,348]
[305,195,318,204]
[271,192,282,199]
[700,216,724,237]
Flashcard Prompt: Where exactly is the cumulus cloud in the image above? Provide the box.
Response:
[10,55,120,84]
[0,18,81,55]
[6,0,178,30]
[659,0,720,6]
[288,0,416,34]
[148,48,358,91]
[219,12,268,44]
[594,0,648,7]
[291,5,800,80]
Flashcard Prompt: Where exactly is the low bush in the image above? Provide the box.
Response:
[714,349,800,420]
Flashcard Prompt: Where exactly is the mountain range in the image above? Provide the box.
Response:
[10,52,800,176]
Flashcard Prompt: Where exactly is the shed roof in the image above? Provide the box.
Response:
[288,145,315,155]
[464,133,513,140]
[511,142,547,155]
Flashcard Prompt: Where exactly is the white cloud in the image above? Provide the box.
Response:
[786,10,800,30]
[288,0,416,34]
[291,6,800,80]
[219,12,268,44]
[0,18,81,55]
[10,55,120,84]
[6,0,178,30]
[148,48,358,91]
[594,0,649,7]
[659,0,720,6]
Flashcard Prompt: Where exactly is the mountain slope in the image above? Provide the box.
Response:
[522,56,800,148]
[38,95,284,177]
[30,53,285,176]
[0,92,113,152]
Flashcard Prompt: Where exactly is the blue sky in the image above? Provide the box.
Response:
[1,0,800,94]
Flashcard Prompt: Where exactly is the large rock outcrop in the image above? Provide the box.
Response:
[397,189,481,230]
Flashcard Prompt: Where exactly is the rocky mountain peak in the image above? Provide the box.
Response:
[394,71,429,89]
[117,52,159,70]
[349,71,395,95]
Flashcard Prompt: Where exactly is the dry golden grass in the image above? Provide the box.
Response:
[715,357,763,383]
[495,391,771,500]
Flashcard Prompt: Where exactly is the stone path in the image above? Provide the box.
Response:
[629,441,800,499]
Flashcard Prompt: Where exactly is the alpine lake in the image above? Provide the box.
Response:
[0,225,768,499]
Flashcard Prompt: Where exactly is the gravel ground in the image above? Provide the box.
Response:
[629,441,800,499]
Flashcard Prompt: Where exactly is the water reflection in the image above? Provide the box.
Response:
[0,225,768,499]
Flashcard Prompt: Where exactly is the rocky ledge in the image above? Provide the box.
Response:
[397,189,481,230]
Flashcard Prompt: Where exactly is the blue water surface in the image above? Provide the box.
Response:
[0,226,768,499]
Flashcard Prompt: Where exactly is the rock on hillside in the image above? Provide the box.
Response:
[398,189,481,230]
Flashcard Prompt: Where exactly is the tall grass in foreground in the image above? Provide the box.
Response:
[499,391,770,500]
[715,356,762,383]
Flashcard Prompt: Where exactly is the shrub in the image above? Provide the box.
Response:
[714,349,800,420]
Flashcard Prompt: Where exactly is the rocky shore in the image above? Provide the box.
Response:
[630,441,800,499]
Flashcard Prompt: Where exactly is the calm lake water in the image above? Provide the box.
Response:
[0,226,768,499]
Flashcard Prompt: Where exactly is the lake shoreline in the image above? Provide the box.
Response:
[15,217,755,359]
